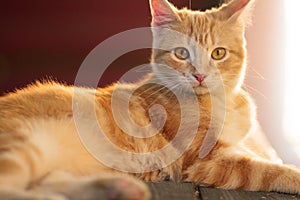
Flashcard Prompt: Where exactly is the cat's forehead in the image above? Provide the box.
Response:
[173,10,237,45]
[178,11,211,31]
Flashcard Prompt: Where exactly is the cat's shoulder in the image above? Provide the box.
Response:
[5,80,72,96]
[0,80,78,106]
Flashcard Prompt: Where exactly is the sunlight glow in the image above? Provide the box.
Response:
[283,1,300,143]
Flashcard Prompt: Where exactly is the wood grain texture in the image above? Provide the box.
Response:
[199,187,300,200]
[146,182,300,200]
[147,182,197,200]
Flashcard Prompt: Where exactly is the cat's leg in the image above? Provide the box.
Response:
[0,143,150,200]
[0,152,30,189]
[0,150,66,200]
[184,149,300,194]
[33,170,151,200]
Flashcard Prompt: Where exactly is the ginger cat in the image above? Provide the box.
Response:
[0,0,300,199]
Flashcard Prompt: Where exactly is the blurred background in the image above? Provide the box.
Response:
[1,0,298,166]
[0,0,224,94]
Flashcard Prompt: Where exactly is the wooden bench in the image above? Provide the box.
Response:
[147,182,300,200]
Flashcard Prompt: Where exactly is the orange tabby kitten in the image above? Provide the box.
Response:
[0,0,300,199]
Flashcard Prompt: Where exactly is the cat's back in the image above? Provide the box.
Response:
[0,82,111,177]
[0,82,94,120]
[0,81,95,150]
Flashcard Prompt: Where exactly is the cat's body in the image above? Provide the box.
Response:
[1,0,300,199]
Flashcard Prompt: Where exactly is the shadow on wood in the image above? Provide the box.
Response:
[147,182,300,200]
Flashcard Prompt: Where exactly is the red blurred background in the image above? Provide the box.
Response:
[0,0,222,94]
[1,0,296,165]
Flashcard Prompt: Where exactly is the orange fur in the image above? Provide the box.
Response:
[0,0,299,199]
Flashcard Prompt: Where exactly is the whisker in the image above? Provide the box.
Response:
[144,81,178,99]
[224,74,267,79]
[135,78,179,97]
[243,84,269,101]
[248,67,266,80]
[146,88,178,109]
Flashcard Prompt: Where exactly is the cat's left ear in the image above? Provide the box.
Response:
[218,0,255,25]
[150,0,180,27]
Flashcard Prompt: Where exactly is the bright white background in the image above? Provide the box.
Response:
[283,1,300,155]
[246,0,300,166]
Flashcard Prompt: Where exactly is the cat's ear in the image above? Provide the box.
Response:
[149,0,179,27]
[218,0,254,25]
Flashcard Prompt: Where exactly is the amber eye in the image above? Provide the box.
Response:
[173,47,190,60]
[211,47,226,60]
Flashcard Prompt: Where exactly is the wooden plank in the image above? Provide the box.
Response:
[147,182,196,200]
[199,187,300,200]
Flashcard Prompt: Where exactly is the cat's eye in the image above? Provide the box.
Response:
[211,47,226,60]
[173,47,190,60]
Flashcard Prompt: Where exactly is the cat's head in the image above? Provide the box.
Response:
[149,0,254,95]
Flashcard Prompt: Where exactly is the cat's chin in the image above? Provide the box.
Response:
[193,86,210,96]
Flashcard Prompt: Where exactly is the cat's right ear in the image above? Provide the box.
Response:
[218,0,254,25]
[149,0,179,27]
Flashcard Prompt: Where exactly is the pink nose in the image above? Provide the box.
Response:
[193,73,207,84]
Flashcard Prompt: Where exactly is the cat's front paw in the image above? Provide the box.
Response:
[43,175,150,200]
[102,176,150,200]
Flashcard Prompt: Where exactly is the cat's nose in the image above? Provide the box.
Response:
[193,73,207,85]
